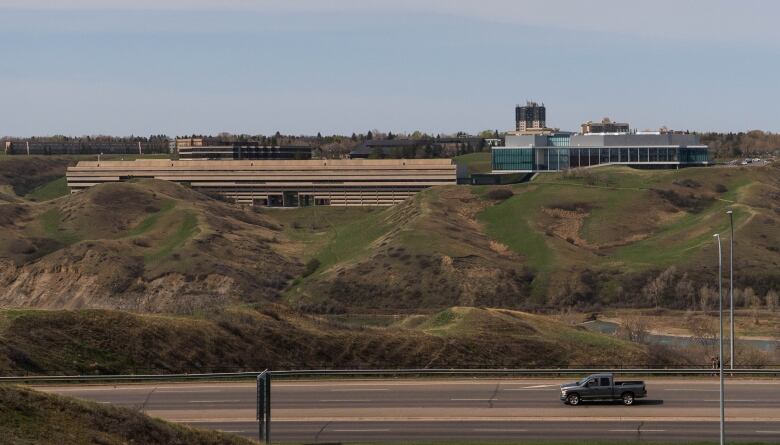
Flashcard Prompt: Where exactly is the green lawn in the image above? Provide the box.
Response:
[25,177,69,201]
[39,208,81,246]
[145,211,199,263]
[124,200,176,238]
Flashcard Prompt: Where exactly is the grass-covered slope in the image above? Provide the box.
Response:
[0,385,252,445]
[280,186,534,311]
[0,180,300,312]
[478,165,780,307]
[0,306,676,375]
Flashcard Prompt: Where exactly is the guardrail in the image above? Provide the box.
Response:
[2,367,779,384]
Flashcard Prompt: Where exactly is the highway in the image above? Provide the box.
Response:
[36,378,780,442]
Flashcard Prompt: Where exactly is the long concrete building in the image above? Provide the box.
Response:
[66,159,459,207]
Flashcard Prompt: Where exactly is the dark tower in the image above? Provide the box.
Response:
[515,101,546,132]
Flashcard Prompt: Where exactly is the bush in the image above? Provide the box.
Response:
[302,258,321,277]
[486,188,514,201]
[714,183,728,193]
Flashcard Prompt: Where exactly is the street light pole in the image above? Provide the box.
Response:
[714,233,725,445]
[727,210,734,369]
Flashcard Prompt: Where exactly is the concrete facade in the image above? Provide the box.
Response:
[66,159,458,207]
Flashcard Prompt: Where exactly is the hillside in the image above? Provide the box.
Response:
[281,186,534,312]
[0,155,777,315]
[0,385,252,445]
[479,165,780,308]
[0,306,676,375]
[274,164,779,312]
[0,179,300,312]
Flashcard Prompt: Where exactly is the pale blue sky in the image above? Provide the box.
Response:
[1,1,778,137]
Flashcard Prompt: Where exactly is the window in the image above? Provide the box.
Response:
[600,377,610,386]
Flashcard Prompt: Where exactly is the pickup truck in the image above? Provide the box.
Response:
[560,373,647,406]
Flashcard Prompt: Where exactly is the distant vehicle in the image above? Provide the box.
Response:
[560,373,647,406]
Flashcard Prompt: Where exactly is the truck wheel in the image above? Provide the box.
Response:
[621,392,634,406]
[567,393,580,406]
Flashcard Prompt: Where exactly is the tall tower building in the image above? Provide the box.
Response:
[515,101,546,132]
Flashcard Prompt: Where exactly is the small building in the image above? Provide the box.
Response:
[581,118,630,134]
[176,138,312,160]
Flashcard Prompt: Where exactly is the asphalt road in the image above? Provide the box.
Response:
[37,378,780,443]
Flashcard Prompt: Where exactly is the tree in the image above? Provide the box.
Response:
[366,131,373,140]
[698,285,716,311]
[766,290,778,312]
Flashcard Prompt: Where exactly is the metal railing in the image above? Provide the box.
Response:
[2,367,780,384]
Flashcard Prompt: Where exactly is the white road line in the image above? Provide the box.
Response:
[703,399,758,402]
[664,389,720,392]
[505,388,554,391]
[609,429,667,432]
[187,400,241,403]
[521,384,556,389]
[450,398,496,401]
[473,428,528,432]
[756,431,780,434]
[332,429,390,432]
[319,399,372,402]
[330,389,389,392]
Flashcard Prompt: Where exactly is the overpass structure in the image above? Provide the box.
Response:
[66,158,460,207]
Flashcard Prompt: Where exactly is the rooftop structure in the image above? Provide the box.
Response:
[66,159,459,207]
[581,118,630,134]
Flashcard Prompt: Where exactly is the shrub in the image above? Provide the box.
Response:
[714,183,728,193]
[486,188,514,201]
[302,258,321,277]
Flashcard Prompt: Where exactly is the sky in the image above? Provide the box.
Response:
[1,0,779,137]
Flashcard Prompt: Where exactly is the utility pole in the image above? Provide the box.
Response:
[714,233,725,445]
[727,210,734,369]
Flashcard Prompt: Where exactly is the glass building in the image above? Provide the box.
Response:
[492,133,710,173]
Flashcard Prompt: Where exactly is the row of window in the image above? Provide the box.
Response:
[492,147,710,171]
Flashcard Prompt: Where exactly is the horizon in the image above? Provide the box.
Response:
[2,1,779,136]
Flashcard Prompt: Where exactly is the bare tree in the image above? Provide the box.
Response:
[766,290,778,312]
[619,315,651,344]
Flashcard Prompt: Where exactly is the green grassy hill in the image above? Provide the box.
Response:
[0,306,675,375]
[0,179,300,312]
[1,155,777,315]
[280,186,534,312]
[0,385,252,445]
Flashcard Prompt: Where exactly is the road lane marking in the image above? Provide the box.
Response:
[664,389,720,392]
[330,389,389,392]
[332,429,391,432]
[756,431,780,434]
[187,400,241,403]
[610,429,666,432]
[473,428,528,432]
[521,384,556,389]
[505,388,554,391]
[703,399,758,402]
[318,399,373,402]
[450,398,496,401]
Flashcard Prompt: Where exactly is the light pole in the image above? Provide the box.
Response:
[727,210,734,369]
[714,233,725,445]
